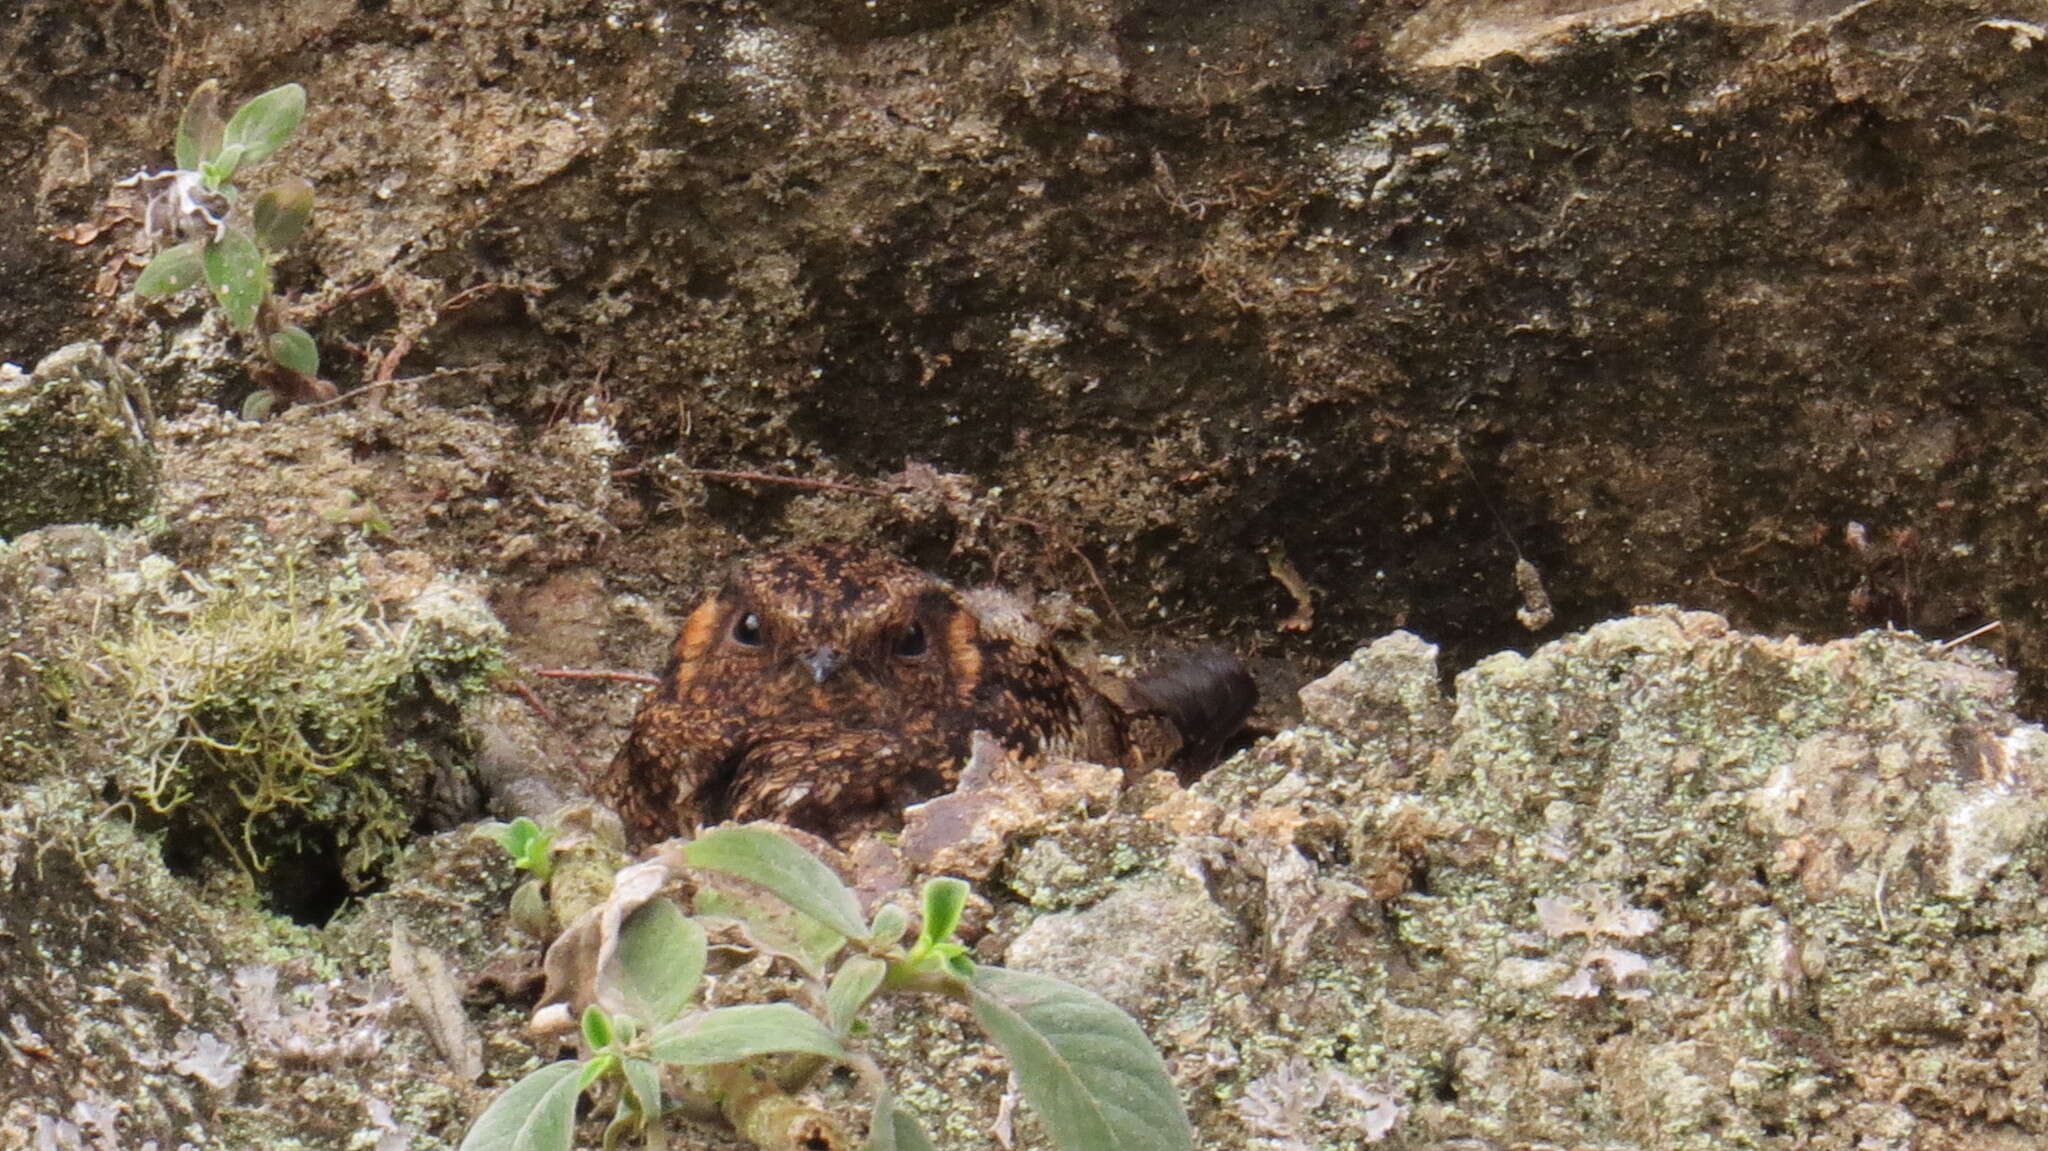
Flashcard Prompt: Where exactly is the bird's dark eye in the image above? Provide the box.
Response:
[895,621,928,658]
[732,612,763,647]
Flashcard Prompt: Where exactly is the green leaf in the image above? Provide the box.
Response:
[509,879,550,939]
[134,241,206,298]
[918,878,968,950]
[826,955,886,1036]
[492,817,556,880]
[868,904,909,946]
[580,1052,619,1089]
[457,1060,585,1151]
[176,80,225,170]
[866,1092,938,1151]
[614,898,705,1026]
[649,1003,847,1066]
[582,1005,615,1051]
[967,967,1193,1151]
[201,231,267,331]
[682,827,866,940]
[604,1061,662,1151]
[268,325,319,377]
[252,177,315,250]
[694,886,845,976]
[493,817,539,860]
[604,1057,662,1151]
[239,388,277,422]
[201,143,246,190]
[223,83,306,168]
[621,1057,663,1120]
[601,1111,636,1151]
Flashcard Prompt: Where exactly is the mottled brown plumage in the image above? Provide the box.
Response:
[601,543,1254,846]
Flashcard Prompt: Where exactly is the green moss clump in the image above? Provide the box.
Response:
[97,545,502,899]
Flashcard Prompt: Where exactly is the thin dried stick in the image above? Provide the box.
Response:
[499,678,562,728]
[1934,620,2002,652]
[295,364,503,412]
[686,468,890,498]
[532,667,661,687]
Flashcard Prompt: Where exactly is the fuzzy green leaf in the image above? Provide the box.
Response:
[458,1060,585,1151]
[604,1057,662,1151]
[200,144,246,191]
[621,1057,662,1119]
[239,388,277,422]
[867,1092,938,1151]
[252,177,315,250]
[135,241,206,299]
[918,877,968,950]
[223,83,306,168]
[614,898,705,1026]
[694,886,845,977]
[582,1005,615,1051]
[580,1052,619,1089]
[509,879,550,939]
[492,817,540,861]
[201,231,267,331]
[175,80,225,170]
[682,827,866,940]
[968,967,1193,1151]
[494,816,555,879]
[267,325,319,378]
[868,904,909,946]
[826,955,887,1036]
[649,1003,847,1066]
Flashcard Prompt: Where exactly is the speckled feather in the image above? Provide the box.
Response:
[601,543,1253,846]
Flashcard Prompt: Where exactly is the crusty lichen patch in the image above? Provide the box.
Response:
[954,611,2048,1150]
[0,344,156,540]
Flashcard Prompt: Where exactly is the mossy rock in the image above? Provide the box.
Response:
[90,543,505,919]
[0,343,157,540]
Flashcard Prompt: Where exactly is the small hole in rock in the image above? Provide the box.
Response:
[150,813,384,926]
[262,827,380,925]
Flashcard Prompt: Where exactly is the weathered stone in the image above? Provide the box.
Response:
[0,344,155,540]
[1298,629,1452,743]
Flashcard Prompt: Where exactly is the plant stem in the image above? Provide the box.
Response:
[702,1062,854,1151]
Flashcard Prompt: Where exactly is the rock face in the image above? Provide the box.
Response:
[1025,612,2048,1150]
[6,538,2046,1147]
[7,0,2048,707]
[7,0,2048,1146]
[0,344,155,540]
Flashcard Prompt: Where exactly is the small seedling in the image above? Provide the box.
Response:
[120,80,325,409]
[472,825,1194,1151]
[493,816,558,882]
[490,817,558,939]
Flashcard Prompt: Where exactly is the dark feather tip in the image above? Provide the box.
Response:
[1131,649,1258,774]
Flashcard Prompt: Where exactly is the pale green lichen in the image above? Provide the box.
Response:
[959,611,2048,1149]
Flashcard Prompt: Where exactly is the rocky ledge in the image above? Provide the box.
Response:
[4,542,2038,1148]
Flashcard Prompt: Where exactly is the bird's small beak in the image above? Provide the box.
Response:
[801,646,844,683]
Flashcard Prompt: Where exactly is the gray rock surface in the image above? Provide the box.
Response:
[1050,610,2048,1149]
[5,554,2044,1147]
